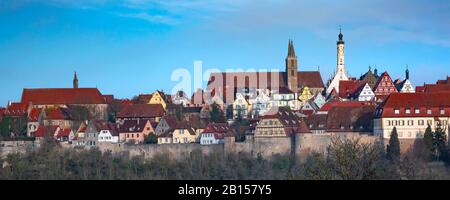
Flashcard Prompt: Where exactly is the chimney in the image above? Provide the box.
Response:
[8,100,11,107]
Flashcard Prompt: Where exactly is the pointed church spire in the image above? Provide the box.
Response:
[287,39,296,58]
[405,65,410,80]
[73,71,79,89]
[338,25,344,44]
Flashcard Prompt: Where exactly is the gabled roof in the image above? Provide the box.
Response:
[46,107,74,120]
[117,104,165,118]
[5,102,29,117]
[21,88,106,105]
[136,94,153,104]
[339,80,366,99]
[119,120,150,133]
[28,108,42,122]
[55,128,73,137]
[261,107,302,127]
[32,125,59,138]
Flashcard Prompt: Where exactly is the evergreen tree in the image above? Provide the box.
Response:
[433,124,448,162]
[210,103,226,123]
[0,116,11,139]
[423,125,433,157]
[144,133,158,144]
[386,127,401,162]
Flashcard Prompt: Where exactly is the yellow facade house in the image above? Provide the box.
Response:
[148,90,171,110]
[172,122,198,144]
[299,86,314,103]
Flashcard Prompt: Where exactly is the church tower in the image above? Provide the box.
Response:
[326,28,349,94]
[337,28,346,76]
[73,72,79,89]
[285,39,298,92]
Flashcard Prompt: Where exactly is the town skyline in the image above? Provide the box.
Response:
[1,0,450,106]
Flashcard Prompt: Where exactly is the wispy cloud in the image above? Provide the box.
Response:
[116,12,179,25]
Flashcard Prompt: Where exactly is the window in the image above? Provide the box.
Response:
[127,134,129,138]
[400,120,405,126]
[405,109,411,114]
[415,108,420,114]
[440,109,445,115]
[427,109,432,115]
[418,120,425,126]
[131,134,134,138]
[427,120,433,126]
[394,109,400,114]
[137,134,139,138]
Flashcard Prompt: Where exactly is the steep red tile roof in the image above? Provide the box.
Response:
[339,80,366,99]
[5,102,29,117]
[21,88,106,105]
[28,108,42,122]
[55,128,73,137]
[296,120,312,134]
[208,71,324,89]
[202,123,234,139]
[373,71,397,96]
[32,125,59,138]
[117,104,165,118]
[326,105,376,132]
[319,101,373,112]
[119,119,150,133]
[0,108,5,122]
[297,71,325,88]
[103,95,114,104]
[377,92,450,118]
[203,123,230,133]
[306,113,327,130]
[46,107,73,120]
[136,94,153,104]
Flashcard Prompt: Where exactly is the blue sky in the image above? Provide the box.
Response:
[1,0,450,106]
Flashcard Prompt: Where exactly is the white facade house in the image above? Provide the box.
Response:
[398,79,415,93]
[172,91,190,106]
[200,133,224,145]
[357,83,375,101]
[233,93,251,119]
[250,89,271,117]
[98,124,119,143]
[271,88,297,110]
[373,93,450,140]
[199,123,232,145]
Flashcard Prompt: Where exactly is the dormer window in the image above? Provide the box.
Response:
[415,108,420,114]
[427,109,432,115]
[440,109,445,115]
[405,109,411,114]
[394,109,400,114]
